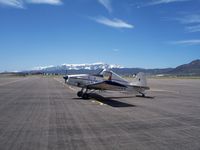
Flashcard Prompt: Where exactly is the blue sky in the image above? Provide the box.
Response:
[0,0,200,71]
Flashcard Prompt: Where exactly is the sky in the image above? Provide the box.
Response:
[0,0,200,71]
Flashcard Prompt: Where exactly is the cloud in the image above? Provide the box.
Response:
[0,0,24,8]
[170,14,200,33]
[176,14,200,24]
[0,0,62,8]
[185,24,200,32]
[164,13,200,33]
[171,39,200,45]
[27,0,62,5]
[93,16,134,29]
[135,0,190,8]
[98,0,112,13]
[147,0,189,5]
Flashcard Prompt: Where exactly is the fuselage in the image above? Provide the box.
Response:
[66,74,103,87]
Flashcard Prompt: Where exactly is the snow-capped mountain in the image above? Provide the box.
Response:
[33,62,123,71]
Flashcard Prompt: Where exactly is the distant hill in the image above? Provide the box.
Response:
[17,59,200,76]
[111,68,173,76]
[168,59,200,76]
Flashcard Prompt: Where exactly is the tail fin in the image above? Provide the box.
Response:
[132,72,147,87]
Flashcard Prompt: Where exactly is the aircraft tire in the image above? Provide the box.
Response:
[82,93,89,99]
[77,91,83,97]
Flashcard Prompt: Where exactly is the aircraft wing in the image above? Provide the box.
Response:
[86,80,127,91]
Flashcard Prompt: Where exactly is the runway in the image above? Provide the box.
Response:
[0,76,200,150]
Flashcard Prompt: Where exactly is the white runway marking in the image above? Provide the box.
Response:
[53,78,77,91]
[91,100,105,106]
[68,86,77,91]
[150,88,179,94]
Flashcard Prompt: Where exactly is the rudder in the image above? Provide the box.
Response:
[133,72,147,87]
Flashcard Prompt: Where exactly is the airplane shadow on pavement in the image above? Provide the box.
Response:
[73,93,154,107]
[88,93,136,107]
[136,95,155,99]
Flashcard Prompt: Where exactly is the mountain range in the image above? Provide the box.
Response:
[33,63,122,71]
[26,59,200,76]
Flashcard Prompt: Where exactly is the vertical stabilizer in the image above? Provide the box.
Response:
[132,72,147,87]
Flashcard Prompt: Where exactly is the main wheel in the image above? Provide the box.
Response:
[77,91,83,97]
[82,93,89,99]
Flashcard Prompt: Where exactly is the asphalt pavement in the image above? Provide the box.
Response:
[0,76,200,150]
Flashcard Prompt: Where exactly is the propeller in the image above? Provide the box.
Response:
[63,69,68,83]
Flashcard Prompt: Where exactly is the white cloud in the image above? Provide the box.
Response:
[0,0,24,8]
[185,25,200,32]
[176,14,200,24]
[136,0,190,8]
[27,0,62,5]
[0,0,62,8]
[164,13,200,33]
[171,39,200,45]
[98,0,112,13]
[93,16,134,29]
[171,14,200,33]
[148,0,189,5]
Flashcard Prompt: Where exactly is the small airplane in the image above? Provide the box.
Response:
[63,69,150,99]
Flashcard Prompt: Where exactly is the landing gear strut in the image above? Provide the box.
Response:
[138,91,146,97]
